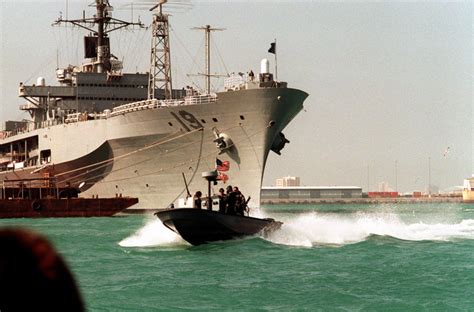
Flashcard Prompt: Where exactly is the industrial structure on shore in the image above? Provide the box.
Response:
[262,176,462,204]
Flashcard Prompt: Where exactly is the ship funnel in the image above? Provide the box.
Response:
[260,58,270,74]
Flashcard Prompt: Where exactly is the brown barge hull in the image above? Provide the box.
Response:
[0,197,138,218]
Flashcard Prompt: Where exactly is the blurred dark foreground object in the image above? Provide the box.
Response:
[0,228,85,311]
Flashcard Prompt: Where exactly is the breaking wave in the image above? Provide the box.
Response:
[264,212,474,247]
[119,208,474,248]
[118,217,186,247]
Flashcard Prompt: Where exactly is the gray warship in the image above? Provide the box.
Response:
[0,0,308,209]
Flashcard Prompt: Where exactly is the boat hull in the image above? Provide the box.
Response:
[0,197,138,218]
[156,208,282,245]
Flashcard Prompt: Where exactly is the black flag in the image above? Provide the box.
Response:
[268,42,276,54]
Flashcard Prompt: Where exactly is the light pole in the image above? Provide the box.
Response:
[395,160,398,193]
[428,157,431,196]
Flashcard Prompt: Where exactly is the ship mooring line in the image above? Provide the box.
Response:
[58,129,208,185]
[54,128,200,179]
[61,122,243,185]
[239,124,262,170]
[88,121,272,185]
[62,124,220,186]
[168,127,205,205]
[56,120,271,189]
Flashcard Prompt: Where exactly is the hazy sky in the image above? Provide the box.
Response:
[0,1,472,192]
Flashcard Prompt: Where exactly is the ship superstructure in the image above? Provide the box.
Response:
[0,0,308,209]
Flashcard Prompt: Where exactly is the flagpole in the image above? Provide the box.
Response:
[267,39,277,80]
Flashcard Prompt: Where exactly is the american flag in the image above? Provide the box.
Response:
[216,158,230,172]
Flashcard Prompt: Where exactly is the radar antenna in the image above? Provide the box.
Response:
[53,0,144,73]
[148,0,172,100]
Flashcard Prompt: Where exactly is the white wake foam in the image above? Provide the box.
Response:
[119,217,186,247]
[264,212,474,247]
[119,211,474,248]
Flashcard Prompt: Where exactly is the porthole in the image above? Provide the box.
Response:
[240,115,245,120]
[168,122,173,126]
[201,119,206,124]
[212,118,218,122]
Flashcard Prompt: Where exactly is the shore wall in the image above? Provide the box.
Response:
[261,197,463,205]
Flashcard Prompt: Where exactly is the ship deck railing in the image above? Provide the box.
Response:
[110,94,217,116]
[224,74,287,91]
[1,94,218,140]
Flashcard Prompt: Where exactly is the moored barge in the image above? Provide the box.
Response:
[1,177,137,218]
[0,197,138,218]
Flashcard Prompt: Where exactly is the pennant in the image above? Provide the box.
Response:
[268,41,276,54]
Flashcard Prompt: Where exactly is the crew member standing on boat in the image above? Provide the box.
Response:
[218,188,227,213]
[225,185,236,215]
[193,191,202,209]
[233,186,246,216]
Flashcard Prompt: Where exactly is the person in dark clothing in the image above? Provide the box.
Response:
[226,192,237,215]
[248,70,255,81]
[218,188,227,213]
[225,185,237,215]
[0,228,85,312]
[193,191,202,209]
[233,186,246,216]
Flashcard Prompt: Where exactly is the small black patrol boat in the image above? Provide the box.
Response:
[156,208,281,246]
[155,170,282,245]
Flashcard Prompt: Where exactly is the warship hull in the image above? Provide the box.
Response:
[1,88,308,209]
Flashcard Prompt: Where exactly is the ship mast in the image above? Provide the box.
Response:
[148,0,172,100]
[96,1,108,73]
[53,0,144,73]
[192,25,224,94]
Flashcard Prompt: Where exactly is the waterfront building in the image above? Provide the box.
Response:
[275,176,301,187]
[261,186,362,203]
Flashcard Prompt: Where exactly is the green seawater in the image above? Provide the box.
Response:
[2,203,474,311]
